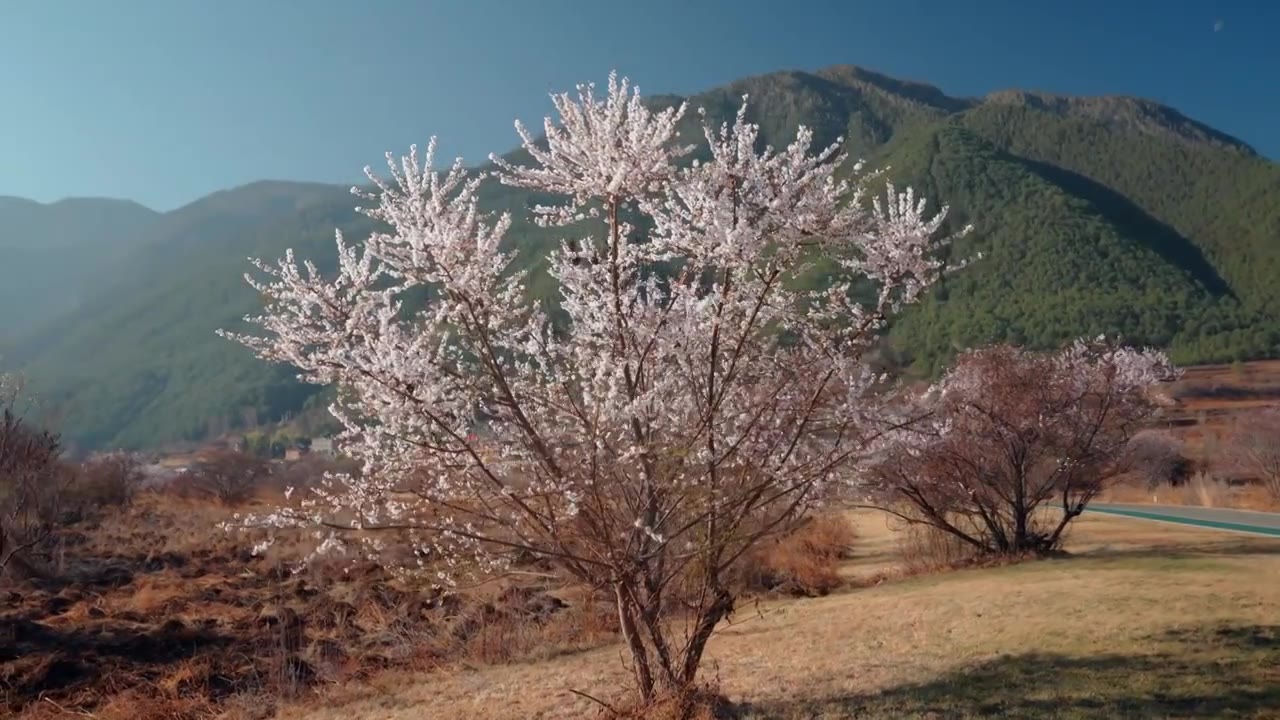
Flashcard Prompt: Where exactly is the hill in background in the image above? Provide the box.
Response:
[0,196,160,336]
[3,64,1278,450]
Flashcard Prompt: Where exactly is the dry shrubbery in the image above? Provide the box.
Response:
[1225,408,1280,503]
[1123,431,1193,489]
[734,514,856,597]
[184,450,272,506]
[1,464,861,719]
[0,486,625,718]
[0,391,66,580]
[71,452,145,509]
[895,517,982,574]
[0,416,623,717]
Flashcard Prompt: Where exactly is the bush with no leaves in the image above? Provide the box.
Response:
[0,375,66,576]
[74,452,145,508]
[1123,430,1192,489]
[188,450,271,505]
[1226,408,1280,501]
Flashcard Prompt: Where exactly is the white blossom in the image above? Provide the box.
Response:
[221,72,965,591]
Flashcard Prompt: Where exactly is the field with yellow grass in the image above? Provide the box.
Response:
[278,511,1280,720]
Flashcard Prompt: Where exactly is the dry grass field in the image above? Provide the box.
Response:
[1100,358,1280,512]
[1161,359,1280,462]
[6,359,1280,719]
[0,489,855,719]
[4,489,1278,719]
[280,511,1280,720]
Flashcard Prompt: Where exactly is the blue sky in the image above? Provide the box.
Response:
[1,0,1275,211]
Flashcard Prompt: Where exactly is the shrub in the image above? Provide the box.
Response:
[895,517,980,573]
[74,452,145,508]
[869,340,1178,556]
[0,375,66,578]
[1226,408,1280,502]
[1181,470,1233,508]
[187,450,271,506]
[1123,430,1193,489]
[737,513,856,596]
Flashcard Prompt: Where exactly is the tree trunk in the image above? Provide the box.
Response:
[613,577,735,713]
[677,584,733,687]
[614,583,657,701]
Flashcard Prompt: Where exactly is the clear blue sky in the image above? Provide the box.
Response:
[1,0,1275,211]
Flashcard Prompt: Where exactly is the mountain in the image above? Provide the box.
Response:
[4,181,365,450]
[0,196,160,339]
[4,65,1279,450]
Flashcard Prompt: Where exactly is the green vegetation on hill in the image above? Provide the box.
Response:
[0,197,160,339]
[4,65,1279,450]
[8,185,370,450]
[878,123,1265,374]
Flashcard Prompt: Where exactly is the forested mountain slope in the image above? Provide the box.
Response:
[0,197,160,338]
[6,65,1277,449]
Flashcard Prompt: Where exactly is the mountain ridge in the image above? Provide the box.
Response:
[3,65,1277,450]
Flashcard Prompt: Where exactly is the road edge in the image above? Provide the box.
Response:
[1087,505,1280,538]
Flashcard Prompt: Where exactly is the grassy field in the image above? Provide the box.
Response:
[281,511,1280,720]
[3,487,1277,719]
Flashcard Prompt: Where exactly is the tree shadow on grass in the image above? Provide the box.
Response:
[735,624,1280,719]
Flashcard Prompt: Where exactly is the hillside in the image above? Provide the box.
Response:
[0,196,160,339]
[6,182,368,450]
[5,64,1280,450]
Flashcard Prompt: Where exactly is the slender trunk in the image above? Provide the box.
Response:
[630,579,679,689]
[615,583,656,701]
[1044,507,1079,551]
[1013,501,1028,553]
[678,584,733,686]
[1045,484,1085,550]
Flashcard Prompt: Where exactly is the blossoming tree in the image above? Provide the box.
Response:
[867,340,1178,555]
[222,73,965,701]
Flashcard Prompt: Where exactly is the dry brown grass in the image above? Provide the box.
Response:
[0,489,625,718]
[278,510,1280,720]
[895,521,980,574]
[1103,475,1280,512]
[8,482,1278,719]
[735,513,857,597]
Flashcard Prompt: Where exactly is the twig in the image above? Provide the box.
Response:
[568,687,618,716]
[41,696,96,717]
[722,602,787,629]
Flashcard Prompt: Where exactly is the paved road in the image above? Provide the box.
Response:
[1088,502,1280,538]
